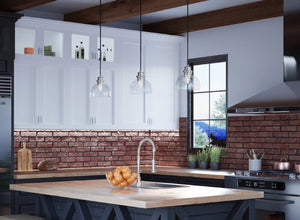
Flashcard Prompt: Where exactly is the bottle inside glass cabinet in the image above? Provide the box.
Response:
[79,41,84,59]
[75,45,79,59]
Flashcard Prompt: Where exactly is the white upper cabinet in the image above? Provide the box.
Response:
[14,60,64,128]
[14,16,182,130]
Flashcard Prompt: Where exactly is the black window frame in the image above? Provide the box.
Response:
[187,54,228,149]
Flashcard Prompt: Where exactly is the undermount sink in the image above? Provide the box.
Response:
[133,182,187,189]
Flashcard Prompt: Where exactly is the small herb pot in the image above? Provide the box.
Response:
[189,161,197,169]
[210,162,220,170]
[198,161,208,169]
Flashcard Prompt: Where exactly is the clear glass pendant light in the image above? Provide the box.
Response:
[129,0,152,95]
[176,0,199,90]
[90,0,111,98]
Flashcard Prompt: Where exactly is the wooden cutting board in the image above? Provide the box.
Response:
[17,142,33,171]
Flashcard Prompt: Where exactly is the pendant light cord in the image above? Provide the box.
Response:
[99,0,102,77]
[186,0,189,63]
[139,0,142,73]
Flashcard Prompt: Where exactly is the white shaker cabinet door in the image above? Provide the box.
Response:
[67,66,90,128]
[144,42,180,130]
[118,41,145,129]
[35,65,64,128]
[14,63,36,128]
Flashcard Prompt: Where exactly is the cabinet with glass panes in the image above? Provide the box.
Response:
[15,16,115,62]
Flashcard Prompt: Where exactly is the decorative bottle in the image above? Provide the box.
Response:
[75,45,80,59]
[79,41,84,59]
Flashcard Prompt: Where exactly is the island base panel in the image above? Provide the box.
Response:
[13,192,255,220]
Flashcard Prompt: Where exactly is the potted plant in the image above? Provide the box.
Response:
[210,146,222,170]
[188,154,197,168]
[197,148,209,169]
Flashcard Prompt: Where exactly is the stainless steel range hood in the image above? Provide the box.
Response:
[228,0,300,113]
[228,80,300,113]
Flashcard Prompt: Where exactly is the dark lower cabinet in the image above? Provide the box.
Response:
[12,175,105,215]
[141,173,225,187]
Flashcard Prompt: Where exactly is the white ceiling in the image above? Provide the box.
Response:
[20,0,300,28]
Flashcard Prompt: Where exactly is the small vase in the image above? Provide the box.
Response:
[198,161,208,169]
[210,162,220,170]
[188,161,197,169]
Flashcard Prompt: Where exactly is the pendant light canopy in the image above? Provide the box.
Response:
[129,0,152,95]
[90,0,111,98]
[176,0,199,90]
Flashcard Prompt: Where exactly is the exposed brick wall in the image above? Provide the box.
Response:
[14,118,188,170]
[222,113,300,170]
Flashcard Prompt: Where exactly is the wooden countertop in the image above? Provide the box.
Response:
[14,166,234,180]
[10,179,263,209]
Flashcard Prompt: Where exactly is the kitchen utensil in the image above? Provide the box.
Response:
[273,158,293,171]
[252,149,257,159]
[295,164,300,174]
[17,142,33,171]
[246,150,251,159]
[256,153,261,159]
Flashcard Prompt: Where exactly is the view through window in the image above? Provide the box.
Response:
[188,55,228,148]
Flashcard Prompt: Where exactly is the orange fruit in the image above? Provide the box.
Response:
[119,181,128,188]
[122,170,131,180]
[106,172,113,180]
[111,178,119,186]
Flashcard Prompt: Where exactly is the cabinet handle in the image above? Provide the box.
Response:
[94,117,96,124]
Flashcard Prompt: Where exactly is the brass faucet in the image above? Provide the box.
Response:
[137,138,156,187]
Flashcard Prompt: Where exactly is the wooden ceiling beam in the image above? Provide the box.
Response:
[64,0,207,25]
[0,0,55,12]
[144,0,283,35]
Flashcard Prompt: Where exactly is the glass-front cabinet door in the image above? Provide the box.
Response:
[15,27,64,58]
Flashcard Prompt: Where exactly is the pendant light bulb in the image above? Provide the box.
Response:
[137,72,144,88]
[97,76,104,91]
[183,65,192,84]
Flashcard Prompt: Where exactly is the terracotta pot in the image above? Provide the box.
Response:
[273,158,293,171]
[295,164,300,173]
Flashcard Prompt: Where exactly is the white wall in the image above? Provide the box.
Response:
[180,17,283,116]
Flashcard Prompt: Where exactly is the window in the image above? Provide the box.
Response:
[188,55,228,149]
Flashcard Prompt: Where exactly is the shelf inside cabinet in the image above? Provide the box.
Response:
[72,34,89,60]
[15,27,36,55]
[44,30,63,58]
[97,37,114,62]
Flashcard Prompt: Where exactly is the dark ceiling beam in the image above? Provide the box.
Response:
[64,0,207,24]
[144,0,283,35]
[0,0,55,12]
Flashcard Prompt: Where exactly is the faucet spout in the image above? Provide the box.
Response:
[137,138,156,188]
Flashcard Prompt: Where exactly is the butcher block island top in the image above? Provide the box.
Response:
[14,166,234,180]
[10,179,263,209]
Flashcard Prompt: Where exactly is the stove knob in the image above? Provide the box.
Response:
[253,182,258,187]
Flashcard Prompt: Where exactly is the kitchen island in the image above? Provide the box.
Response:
[10,179,263,220]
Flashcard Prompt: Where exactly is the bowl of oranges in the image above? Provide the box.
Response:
[106,166,137,188]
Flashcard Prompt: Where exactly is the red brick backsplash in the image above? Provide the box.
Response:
[14,118,188,170]
[222,113,300,170]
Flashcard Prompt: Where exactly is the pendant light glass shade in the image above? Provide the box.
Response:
[90,0,111,98]
[130,72,152,95]
[129,0,151,95]
[176,65,200,90]
[90,76,111,97]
